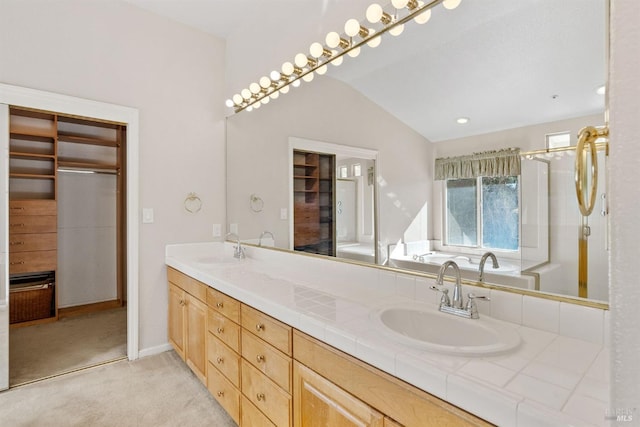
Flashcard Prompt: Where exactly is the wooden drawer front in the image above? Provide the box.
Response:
[9,233,57,253]
[242,331,292,393]
[207,362,240,425]
[241,396,276,427]
[206,287,240,323]
[207,332,240,387]
[9,200,56,216]
[242,359,292,427]
[242,305,292,356]
[167,267,207,302]
[9,215,56,234]
[9,250,56,274]
[207,309,240,352]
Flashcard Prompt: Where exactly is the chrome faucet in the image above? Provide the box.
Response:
[431,260,489,319]
[412,252,433,262]
[226,232,245,259]
[478,252,499,282]
[258,231,274,247]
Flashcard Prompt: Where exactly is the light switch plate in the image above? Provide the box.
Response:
[212,223,222,237]
[142,208,154,224]
[280,208,288,220]
[230,223,238,234]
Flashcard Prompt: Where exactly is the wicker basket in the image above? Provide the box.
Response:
[10,283,54,324]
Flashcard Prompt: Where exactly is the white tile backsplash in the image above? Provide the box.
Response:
[490,289,523,324]
[522,295,560,333]
[559,302,605,345]
[394,273,416,298]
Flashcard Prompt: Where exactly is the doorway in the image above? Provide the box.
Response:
[0,83,140,391]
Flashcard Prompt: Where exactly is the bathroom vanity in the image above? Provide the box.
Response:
[166,242,608,427]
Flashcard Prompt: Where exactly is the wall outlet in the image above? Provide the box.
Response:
[142,208,154,224]
[212,223,221,237]
[230,223,238,234]
[280,208,288,220]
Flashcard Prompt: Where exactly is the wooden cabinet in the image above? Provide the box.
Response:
[293,150,335,256]
[167,268,207,384]
[294,361,384,427]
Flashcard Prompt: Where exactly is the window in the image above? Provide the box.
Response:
[445,176,519,251]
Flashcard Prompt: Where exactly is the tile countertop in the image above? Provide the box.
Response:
[165,242,609,427]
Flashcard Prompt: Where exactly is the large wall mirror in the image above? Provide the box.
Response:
[226,0,608,305]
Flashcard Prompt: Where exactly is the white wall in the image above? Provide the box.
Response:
[609,0,640,415]
[0,0,227,352]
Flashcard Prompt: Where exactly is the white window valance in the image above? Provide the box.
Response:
[434,148,521,180]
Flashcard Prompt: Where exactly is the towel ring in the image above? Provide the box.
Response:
[574,126,607,216]
[250,194,264,213]
[184,192,202,213]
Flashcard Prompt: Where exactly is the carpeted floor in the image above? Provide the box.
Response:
[10,308,127,386]
[0,350,237,427]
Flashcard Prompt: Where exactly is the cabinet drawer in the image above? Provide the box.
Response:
[9,250,56,274]
[9,200,56,216]
[167,267,207,302]
[208,309,240,352]
[9,215,56,234]
[9,233,57,253]
[241,359,292,427]
[207,287,240,323]
[242,331,292,393]
[241,395,276,427]
[207,332,240,387]
[207,361,240,425]
[241,305,292,356]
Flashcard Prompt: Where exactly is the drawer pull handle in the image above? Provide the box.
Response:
[179,299,186,307]
[217,391,224,397]
[217,327,224,334]
[256,393,265,401]
[216,357,224,364]
[216,302,224,308]
[10,241,25,246]
[256,355,265,363]
[10,261,25,265]
[10,207,24,211]
[256,323,265,332]
[10,223,25,228]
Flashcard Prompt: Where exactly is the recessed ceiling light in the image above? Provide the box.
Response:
[456,117,469,124]
[596,85,606,95]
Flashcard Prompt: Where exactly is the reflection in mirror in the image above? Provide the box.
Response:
[226,0,608,304]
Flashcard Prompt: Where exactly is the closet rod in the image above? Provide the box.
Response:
[57,168,118,175]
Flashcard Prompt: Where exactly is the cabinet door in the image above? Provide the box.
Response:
[186,295,207,384]
[168,283,186,361]
[294,361,384,427]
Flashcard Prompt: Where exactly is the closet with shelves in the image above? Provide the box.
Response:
[7,106,126,326]
[293,150,335,256]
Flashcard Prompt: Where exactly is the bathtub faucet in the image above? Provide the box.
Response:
[412,252,433,262]
[479,252,499,282]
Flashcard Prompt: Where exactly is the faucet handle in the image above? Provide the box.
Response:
[430,285,451,307]
[465,293,489,318]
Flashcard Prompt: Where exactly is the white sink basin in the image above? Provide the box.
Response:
[371,302,520,356]
[195,256,242,265]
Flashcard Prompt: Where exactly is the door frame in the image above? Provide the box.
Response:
[0,83,140,390]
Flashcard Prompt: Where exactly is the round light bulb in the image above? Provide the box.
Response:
[456,117,469,124]
[366,4,383,23]
[316,64,328,75]
[389,24,404,36]
[270,70,281,81]
[249,82,261,94]
[259,76,270,88]
[344,18,361,37]
[325,31,341,48]
[295,53,309,68]
[309,42,324,58]
[347,46,361,58]
[246,105,253,112]
[443,0,462,10]
[280,85,290,94]
[391,0,409,8]
[241,88,251,99]
[225,99,234,108]
[367,29,382,48]
[414,3,431,24]
[302,72,314,83]
[253,102,261,109]
[331,51,343,66]
[232,94,243,105]
[282,61,294,76]
[292,79,301,88]
[270,90,280,100]
[260,96,269,105]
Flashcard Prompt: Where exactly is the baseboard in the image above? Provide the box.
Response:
[58,299,124,319]
[138,342,173,359]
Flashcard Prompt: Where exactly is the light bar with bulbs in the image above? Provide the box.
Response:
[225,0,462,113]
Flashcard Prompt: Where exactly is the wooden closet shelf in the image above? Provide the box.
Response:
[9,173,56,179]
[58,159,119,171]
[9,151,56,161]
[293,175,318,180]
[57,133,119,147]
[10,130,56,140]
[293,163,318,168]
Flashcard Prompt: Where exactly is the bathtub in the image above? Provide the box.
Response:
[389,251,535,289]
[337,242,375,263]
